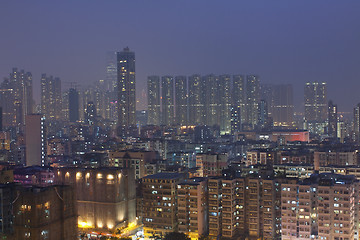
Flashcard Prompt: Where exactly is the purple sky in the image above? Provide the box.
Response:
[1,1,360,111]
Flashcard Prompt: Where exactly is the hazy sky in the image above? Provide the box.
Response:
[1,1,360,111]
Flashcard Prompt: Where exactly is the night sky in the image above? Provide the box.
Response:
[1,1,360,112]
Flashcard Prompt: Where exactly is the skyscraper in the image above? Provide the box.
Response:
[85,101,97,125]
[328,100,337,138]
[41,74,62,121]
[106,51,118,91]
[272,84,294,127]
[232,75,245,130]
[354,103,360,143]
[68,88,79,123]
[204,74,219,126]
[219,74,231,134]
[1,68,33,128]
[246,75,260,128]
[175,76,188,126]
[117,47,136,131]
[161,76,174,126]
[258,99,269,129]
[25,114,46,166]
[0,107,2,131]
[304,82,327,134]
[188,74,205,125]
[147,76,161,125]
[0,89,15,128]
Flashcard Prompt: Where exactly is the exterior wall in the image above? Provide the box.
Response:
[142,174,183,238]
[13,185,77,240]
[178,179,208,239]
[55,167,136,230]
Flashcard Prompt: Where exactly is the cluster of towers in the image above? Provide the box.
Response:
[147,74,295,134]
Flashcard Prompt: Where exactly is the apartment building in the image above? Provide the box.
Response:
[142,172,185,238]
[178,177,208,239]
[281,173,359,239]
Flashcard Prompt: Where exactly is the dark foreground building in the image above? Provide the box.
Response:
[0,184,77,240]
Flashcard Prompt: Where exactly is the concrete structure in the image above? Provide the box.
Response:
[246,150,275,166]
[12,184,77,240]
[188,74,205,125]
[281,173,359,239]
[68,88,79,122]
[14,166,55,186]
[328,100,338,138]
[272,84,294,127]
[195,153,227,177]
[25,114,46,166]
[147,76,161,125]
[273,164,314,179]
[142,172,184,238]
[304,82,327,135]
[117,47,136,131]
[175,76,188,126]
[178,177,208,239]
[314,150,357,170]
[40,74,62,121]
[108,150,158,179]
[161,76,175,126]
[232,75,246,130]
[246,75,260,128]
[56,167,136,230]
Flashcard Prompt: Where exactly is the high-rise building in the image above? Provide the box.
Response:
[258,99,270,129]
[68,88,79,123]
[0,89,16,128]
[272,84,294,127]
[41,74,62,121]
[328,100,337,138]
[188,74,205,125]
[25,114,46,166]
[117,47,136,131]
[1,68,33,127]
[142,173,185,238]
[304,82,327,134]
[175,76,188,126]
[177,178,208,239]
[12,184,77,240]
[246,75,260,128]
[232,75,245,130]
[230,106,241,133]
[219,75,231,134]
[354,103,360,143]
[161,76,174,126]
[85,101,96,125]
[106,51,118,91]
[204,74,220,126]
[147,76,161,125]
[281,173,359,240]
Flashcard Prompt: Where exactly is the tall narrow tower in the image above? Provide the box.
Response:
[328,100,337,139]
[147,76,161,125]
[41,74,62,121]
[304,82,327,134]
[25,114,46,166]
[117,47,136,131]
[175,76,188,126]
[161,76,174,126]
[246,75,260,128]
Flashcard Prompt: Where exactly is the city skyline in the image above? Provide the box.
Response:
[1,1,360,111]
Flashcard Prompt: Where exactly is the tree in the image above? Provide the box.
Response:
[163,232,190,240]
